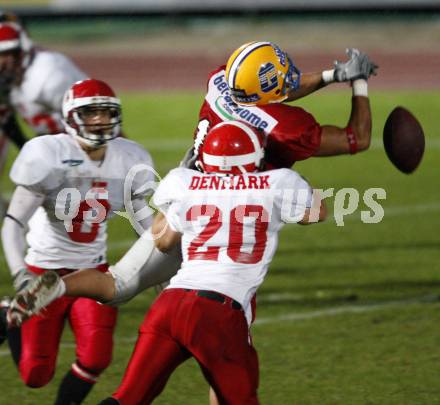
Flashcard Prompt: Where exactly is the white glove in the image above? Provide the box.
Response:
[179,146,197,169]
[334,48,378,82]
[8,271,63,327]
[12,268,36,292]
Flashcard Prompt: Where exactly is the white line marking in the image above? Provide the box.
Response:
[253,294,438,326]
[0,294,436,357]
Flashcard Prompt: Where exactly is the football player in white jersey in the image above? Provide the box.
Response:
[0,19,87,214]
[7,120,326,404]
[0,78,154,404]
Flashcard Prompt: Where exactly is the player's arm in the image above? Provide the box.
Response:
[286,48,377,105]
[298,192,327,225]
[1,185,44,291]
[152,212,181,253]
[61,268,115,302]
[285,72,327,102]
[315,90,371,156]
[1,113,28,148]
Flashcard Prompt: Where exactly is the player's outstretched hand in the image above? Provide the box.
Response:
[334,48,378,82]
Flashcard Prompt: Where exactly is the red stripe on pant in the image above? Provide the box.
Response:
[19,264,118,388]
[113,288,259,405]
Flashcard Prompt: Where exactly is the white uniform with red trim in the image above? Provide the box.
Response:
[153,167,312,323]
[10,134,154,269]
[10,48,87,135]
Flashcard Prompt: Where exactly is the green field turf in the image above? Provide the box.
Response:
[0,90,439,404]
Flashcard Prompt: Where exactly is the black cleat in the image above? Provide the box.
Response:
[0,296,11,345]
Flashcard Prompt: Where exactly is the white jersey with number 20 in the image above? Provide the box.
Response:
[153,167,313,319]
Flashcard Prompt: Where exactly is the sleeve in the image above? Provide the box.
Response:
[30,55,87,135]
[276,170,313,223]
[130,146,156,200]
[152,169,186,233]
[123,144,156,236]
[39,56,87,112]
[264,104,322,169]
[1,186,44,277]
[10,137,60,193]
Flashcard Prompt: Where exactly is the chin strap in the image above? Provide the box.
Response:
[346,126,358,155]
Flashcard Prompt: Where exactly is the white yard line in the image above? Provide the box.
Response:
[253,294,438,326]
[0,294,436,356]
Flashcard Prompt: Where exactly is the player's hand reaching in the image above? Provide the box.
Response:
[8,271,62,327]
[334,48,378,82]
[12,268,37,292]
[179,146,198,169]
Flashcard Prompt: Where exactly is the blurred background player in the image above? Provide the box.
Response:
[7,120,327,404]
[0,79,154,404]
[0,14,87,215]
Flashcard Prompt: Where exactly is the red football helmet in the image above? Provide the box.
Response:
[0,23,21,52]
[63,79,122,147]
[198,120,265,175]
[0,22,33,87]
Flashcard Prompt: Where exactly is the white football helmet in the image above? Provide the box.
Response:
[63,79,122,148]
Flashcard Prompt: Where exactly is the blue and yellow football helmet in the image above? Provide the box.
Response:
[225,41,301,106]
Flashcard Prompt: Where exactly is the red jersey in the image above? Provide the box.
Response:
[195,65,322,169]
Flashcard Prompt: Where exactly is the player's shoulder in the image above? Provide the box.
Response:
[20,50,76,97]
[11,134,70,188]
[20,133,68,157]
[32,48,74,69]
[207,65,226,83]
[161,167,196,188]
[265,168,307,186]
[165,167,194,181]
[110,137,153,163]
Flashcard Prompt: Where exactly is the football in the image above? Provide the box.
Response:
[383,106,425,174]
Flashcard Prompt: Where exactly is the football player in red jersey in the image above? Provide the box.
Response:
[191,42,377,171]
[191,42,377,404]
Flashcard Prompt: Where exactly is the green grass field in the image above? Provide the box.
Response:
[0,89,439,404]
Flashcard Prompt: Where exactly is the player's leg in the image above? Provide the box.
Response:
[185,294,260,405]
[55,297,118,405]
[19,296,70,387]
[0,296,11,346]
[0,134,9,217]
[111,290,191,404]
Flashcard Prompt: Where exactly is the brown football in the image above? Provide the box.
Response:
[383,106,425,174]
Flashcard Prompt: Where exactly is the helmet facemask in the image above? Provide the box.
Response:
[281,55,301,97]
[63,79,122,149]
[67,103,121,148]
